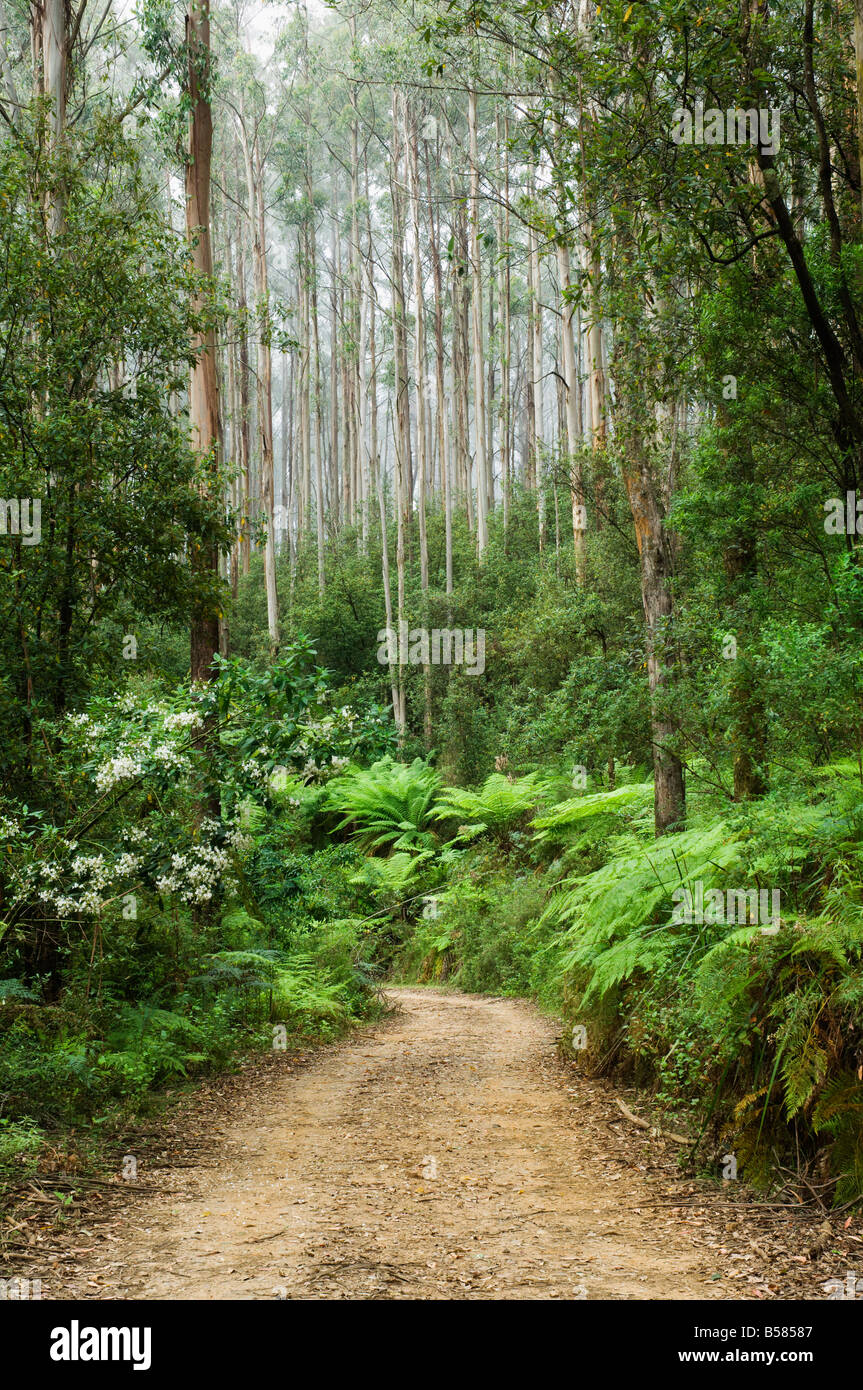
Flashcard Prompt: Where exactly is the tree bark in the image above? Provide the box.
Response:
[468,87,489,558]
[238,111,279,645]
[620,396,685,836]
[557,238,586,579]
[186,0,221,689]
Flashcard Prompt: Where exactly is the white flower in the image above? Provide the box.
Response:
[72,854,106,876]
[94,754,143,793]
[150,743,191,773]
[163,711,203,732]
[115,852,141,876]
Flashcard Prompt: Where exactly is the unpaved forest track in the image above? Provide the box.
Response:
[42,987,737,1300]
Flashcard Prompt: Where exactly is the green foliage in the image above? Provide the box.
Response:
[0,126,230,773]
[544,815,744,1001]
[0,978,39,1002]
[397,858,552,995]
[0,1119,42,1164]
[325,756,442,852]
[199,949,350,1033]
[432,772,549,842]
[532,780,654,846]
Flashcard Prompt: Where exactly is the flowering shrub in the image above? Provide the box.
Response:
[0,639,395,990]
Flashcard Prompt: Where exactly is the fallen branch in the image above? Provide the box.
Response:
[614,1098,692,1146]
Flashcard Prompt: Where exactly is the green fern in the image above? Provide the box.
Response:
[326,757,441,852]
[531,781,653,845]
[432,772,549,840]
[541,818,744,1002]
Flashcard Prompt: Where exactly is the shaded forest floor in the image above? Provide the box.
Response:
[3,988,861,1300]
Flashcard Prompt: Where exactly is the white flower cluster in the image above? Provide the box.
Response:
[295,751,349,783]
[227,826,253,854]
[67,713,107,739]
[40,852,114,917]
[304,717,336,736]
[69,697,207,798]
[155,843,233,905]
[163,711,203,732]
[150,743,192,773]
[286,705,362,785]
[201,816,253,855]
[90,707,202,793]
[16,840,142,920]
[94,754,143,793]
[15,805,249,919]
[0,814,21,839]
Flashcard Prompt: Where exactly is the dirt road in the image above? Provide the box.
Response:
[37,987,737,1300]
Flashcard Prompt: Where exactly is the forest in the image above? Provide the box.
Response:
[1,0,863,1306]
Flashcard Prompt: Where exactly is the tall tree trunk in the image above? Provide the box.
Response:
[557,238,586,579]
[186,0,221,690]
[307,195,326,596]
[299,222,311,538]
[407,101,432,745]
[855,0,863,226]
[235,205,252,576]
[329,202,341,533]
[40,0,67,235]
[426,117,453,597]
[528,205,545,550]
[280,349,289,549]
[496,109,511,537]
[447,125,473,532]
[349,16,365,547]
[719,408,768,799]
[578,0,608,526]
[238,112,279,646]
[620,385,685,836]
[468,87,489,558]
[391,89,412,546]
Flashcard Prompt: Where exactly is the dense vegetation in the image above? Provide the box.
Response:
[1,0,862,1213]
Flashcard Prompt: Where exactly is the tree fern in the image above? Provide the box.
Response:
[531,781,653,846]
[540,819,744,1003]
[326,757,441,852]
[432,772,549,840]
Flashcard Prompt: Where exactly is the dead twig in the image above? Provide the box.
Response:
[614,1097,691,1146]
